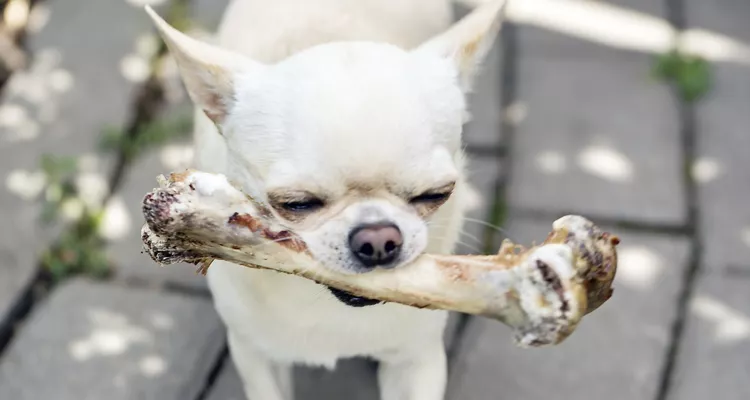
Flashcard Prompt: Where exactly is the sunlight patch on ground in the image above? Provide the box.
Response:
[615,245,663,290]
[504,101,528,126]
[692,157,723,184]
[692,295,750,344]
[0,103,39,140]
[68,308,153,361]
[76,172,109,210]
[507,0,750,64]
[5,168,46,200]
[577,144,633,183]
[120,54,151,83]
[160,143,194,170]
[1,48,73,143]
[125,0,168,7]
[25,2,49,34]
[740,227,750,249]
[149,312,174,331]
[3,0,30,32]
[139,355,168,377]
[99,196,132,241]
[535,150,567,174]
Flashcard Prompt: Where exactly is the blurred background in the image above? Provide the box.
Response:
[0,0,748,399]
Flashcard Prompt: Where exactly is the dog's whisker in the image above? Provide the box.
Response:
[453,240,483,255]
[426,233,484,255]
[457,229,482,246]
[461,217,517,242]
[426,221,484,247]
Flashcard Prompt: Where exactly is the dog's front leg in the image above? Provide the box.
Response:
[228,332,293,400]
[377,342,448,400]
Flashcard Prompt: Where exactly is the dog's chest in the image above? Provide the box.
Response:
[207,263,447,367]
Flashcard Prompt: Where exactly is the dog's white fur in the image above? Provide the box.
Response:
[146,1,505,398]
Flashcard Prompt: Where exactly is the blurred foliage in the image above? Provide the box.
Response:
[653,49,712,102]
[99,112,193,162]
[38,155,109,281]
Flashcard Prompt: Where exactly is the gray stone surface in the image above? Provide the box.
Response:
[456,155,503,256]
[0,278,224,399]
[192,0,231,32]
[462,37,504,148]
[684,0,750,273]
[508,26,686,224]
[447,217,691,400]
[454,0,504,148]
[685,0,750,42]
[668,273,750,400]
[693,64,750,274]
[0,0,157,327]
[666,2,750,398]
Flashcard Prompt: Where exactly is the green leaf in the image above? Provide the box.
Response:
[652,49,711,102]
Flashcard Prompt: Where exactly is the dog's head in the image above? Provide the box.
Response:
[146,2,505,275]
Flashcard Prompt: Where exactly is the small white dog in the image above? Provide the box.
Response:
[146,1,506,399]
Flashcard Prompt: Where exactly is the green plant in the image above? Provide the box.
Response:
[653,49,711,102]
[38,155,110,281]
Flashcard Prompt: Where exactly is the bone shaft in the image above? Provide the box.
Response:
[201,242,515,316]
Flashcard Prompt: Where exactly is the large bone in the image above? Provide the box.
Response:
[141,170,618,347]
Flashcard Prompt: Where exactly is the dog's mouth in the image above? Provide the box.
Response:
[326,286,383,307]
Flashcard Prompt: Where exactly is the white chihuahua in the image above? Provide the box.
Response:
[146,0,506,399]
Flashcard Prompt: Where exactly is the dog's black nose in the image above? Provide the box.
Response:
[348,223,403,268]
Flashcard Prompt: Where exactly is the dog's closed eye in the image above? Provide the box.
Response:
[280,198,325,212]
[409,182,455,217]
[268,191,326,221]
[410,191,451,204]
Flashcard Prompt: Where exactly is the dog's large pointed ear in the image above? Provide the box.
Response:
[413,0,507,92]
[145,6,263,126]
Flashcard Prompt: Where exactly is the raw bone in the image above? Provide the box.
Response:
[141,170,619,347]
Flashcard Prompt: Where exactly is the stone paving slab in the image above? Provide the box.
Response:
[462,36,504,149]
[447,216,691,400]
[454,2,504,149]
[0,0,159,331]
[692,63,750,274]
[0,278,224,400]
[683,0,750,274]
[508,26,686,225]
[666,2,750,398]
[667,273,750,400]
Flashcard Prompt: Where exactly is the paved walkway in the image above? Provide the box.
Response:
[1,0,749,399]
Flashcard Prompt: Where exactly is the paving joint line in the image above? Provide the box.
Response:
[194,346,231,400]
[655,1,704,399]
